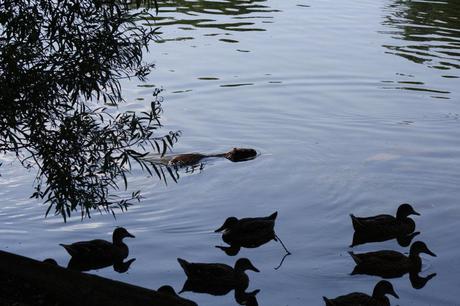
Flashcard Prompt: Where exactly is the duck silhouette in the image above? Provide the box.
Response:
[154,285,198,306]
[215,212,291,255]
[177,258,259,296]
[60,227,135,262]
[323,280,399,306]
[349,241,436,278]
[350,203,420,247]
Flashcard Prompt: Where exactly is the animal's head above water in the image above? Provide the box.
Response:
[157,285,177,295]
[373,280,399,299]
[410,241,436,257]
[113,227,135,243]
[215,217,239,233]
[396,203,420,219]
[225,148,257,162]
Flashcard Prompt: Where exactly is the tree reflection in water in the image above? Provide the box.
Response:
[381,0,460,71]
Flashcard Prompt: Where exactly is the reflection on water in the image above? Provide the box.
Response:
[382,0,460,72]
[143,0,280,37]
[67,257,136,273]
[380,0,460,98]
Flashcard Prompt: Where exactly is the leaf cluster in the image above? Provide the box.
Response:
[0,0,178,220]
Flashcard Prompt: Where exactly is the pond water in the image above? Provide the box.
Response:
[1,0,460,305]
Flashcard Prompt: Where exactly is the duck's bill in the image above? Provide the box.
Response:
[215,224,226,232]
[248,263,260,273]
[412,210,421,216]
[390,290,399,299]
[425,248,437,257]
[126,232,136,238]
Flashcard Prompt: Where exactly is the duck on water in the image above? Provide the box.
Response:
[177,258,259,295]
[350,203,420,247]
[323,280,399,306]
[215,212,291,256]
[60,227,135,262]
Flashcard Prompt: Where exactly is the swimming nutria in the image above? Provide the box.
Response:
[168,147,257,167]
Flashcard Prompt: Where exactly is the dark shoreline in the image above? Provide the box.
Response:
[0,250,183,306]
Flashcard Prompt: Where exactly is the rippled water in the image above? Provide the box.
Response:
[1,0,460,305]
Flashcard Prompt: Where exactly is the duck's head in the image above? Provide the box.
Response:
[157,285,177,295]
[215,217,239,233]
[225,148,257,162]
[373,280,399,299]
[113,227,135,243]
[396,203,420,219]
[43,258,58,266]
[235,258,260,273]
[410,241,436,257]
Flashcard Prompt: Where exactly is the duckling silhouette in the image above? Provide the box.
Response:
[167,147,257,167]
[154,285,198,306]
[323,280,399,306]
[349,241,436,278]
[177,258,259,296]
[350,203,420,247]
[60,227,135,262]
[215,212,290,255]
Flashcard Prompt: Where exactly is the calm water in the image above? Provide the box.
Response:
[1,0,460,305]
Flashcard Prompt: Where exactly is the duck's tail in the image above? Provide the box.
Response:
[59,244,74,256]
[322,296,334,306]
[349,214,363,231]
[268,211,278,220]
[348,251,361,264]
[177,258,191,276]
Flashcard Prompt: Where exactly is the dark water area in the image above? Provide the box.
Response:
[1,0,460,305]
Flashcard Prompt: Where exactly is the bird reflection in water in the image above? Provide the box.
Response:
[236,289,259,306]
[350,203,420,247]
[177,257,259,304]
[349,241,437,289]
[351,230,421,248]
[67,257,136,273]
[215,212,291,268]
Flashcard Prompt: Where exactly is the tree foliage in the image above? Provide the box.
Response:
[0,0,179,220]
